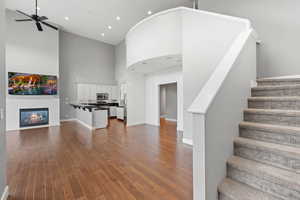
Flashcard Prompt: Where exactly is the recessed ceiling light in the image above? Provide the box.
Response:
[108,25,112,30]
[37,7,41,10]
[101,33,105,37]
[64,17,69,21]
[147,10,152,15]
[116,16,121,21]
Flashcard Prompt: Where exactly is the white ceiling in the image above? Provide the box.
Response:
[6,0,193,45]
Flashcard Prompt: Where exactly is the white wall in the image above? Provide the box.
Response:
[199,0,300,78]
[115,41,146,127]
[145,67,183,131]
[182,9,250,141]
[0,0,7,196]
[126,72,145,126]
[126,9,182,68]
[6,10,60,131]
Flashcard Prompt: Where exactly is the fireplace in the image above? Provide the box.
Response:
[20,108,49,128]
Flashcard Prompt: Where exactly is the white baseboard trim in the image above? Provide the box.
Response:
[7,124,60,131]
[60,118,76,122]
[182,138,193,146]
[1,186,9,200]
[165,118,177,122]
[127,122,145,127]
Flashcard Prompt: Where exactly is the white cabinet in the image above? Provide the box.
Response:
[77,84,90,101]
[77,83,119,101]
[109,106,117,117]
[93,110,108,129]
[116,107,125,120]
[89,84,97,100]
[111,86,119,100]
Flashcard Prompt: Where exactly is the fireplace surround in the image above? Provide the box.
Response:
[20,108,49,128]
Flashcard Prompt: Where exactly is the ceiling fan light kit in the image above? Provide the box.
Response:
[15,0,58,32]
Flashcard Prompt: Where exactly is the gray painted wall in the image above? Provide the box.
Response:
[160,83,177,120]
[0,0,7,195]
[199,0,300,78]
[59,31,116,120]
[160,86,166,116]
[115,41,128,84]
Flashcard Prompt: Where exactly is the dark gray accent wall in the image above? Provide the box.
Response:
[0,0,7,195]
[199,0,300,78]
[165,83,177,120]
[59,31,116,120]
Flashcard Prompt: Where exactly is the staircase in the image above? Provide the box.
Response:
[218,77,300,200]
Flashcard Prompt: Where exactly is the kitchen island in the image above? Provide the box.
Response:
[70,102,110,130]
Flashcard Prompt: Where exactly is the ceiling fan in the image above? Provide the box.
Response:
[15,0,58,32]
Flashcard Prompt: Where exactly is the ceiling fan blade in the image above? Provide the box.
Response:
[36,22,43,31]
[38,16,48,21]
[15,19,33,22]
[41,22,58,31]
[16,10,33,19]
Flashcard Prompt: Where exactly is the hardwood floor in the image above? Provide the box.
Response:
[6,119,193,200]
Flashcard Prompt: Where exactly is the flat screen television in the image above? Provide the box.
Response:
[8,72,58,95]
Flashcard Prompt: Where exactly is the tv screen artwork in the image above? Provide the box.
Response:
[8,72,58,95]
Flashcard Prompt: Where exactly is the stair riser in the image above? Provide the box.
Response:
[244,113,300,127]
[252,88,300,97]
[240,127,300,148]
[234,144,300,172]
[257,81,300,86]
[228,165,300,200]
[248,101,300,110]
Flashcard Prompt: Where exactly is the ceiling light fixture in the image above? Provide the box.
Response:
[101,33,105,37]
[64,16,69,21]
[147,10,152,15]
[108,25,112,30]
[116,16,121,21]
[37,7,41,10]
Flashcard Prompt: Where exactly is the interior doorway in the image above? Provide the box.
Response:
[159,83,178,128]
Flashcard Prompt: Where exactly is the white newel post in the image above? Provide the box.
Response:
[192,113,206,200]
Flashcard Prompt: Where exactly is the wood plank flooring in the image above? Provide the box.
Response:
[6,119,193,200]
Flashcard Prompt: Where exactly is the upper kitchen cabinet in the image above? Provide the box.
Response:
[77,83,119,101]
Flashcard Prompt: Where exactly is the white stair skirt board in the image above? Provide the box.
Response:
[1,186,9,200]
[182,138,193,146]
[262,75,300,79]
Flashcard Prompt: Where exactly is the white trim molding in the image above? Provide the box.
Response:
[60,119,76,122]
[1,186,9,200]
[165,118,177,122]
[182,138,193,146]
[127,122,145,127]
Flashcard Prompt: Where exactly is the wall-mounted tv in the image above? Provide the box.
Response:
[8,72,58,95]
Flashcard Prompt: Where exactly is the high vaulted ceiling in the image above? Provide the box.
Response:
[6,0,193,45]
